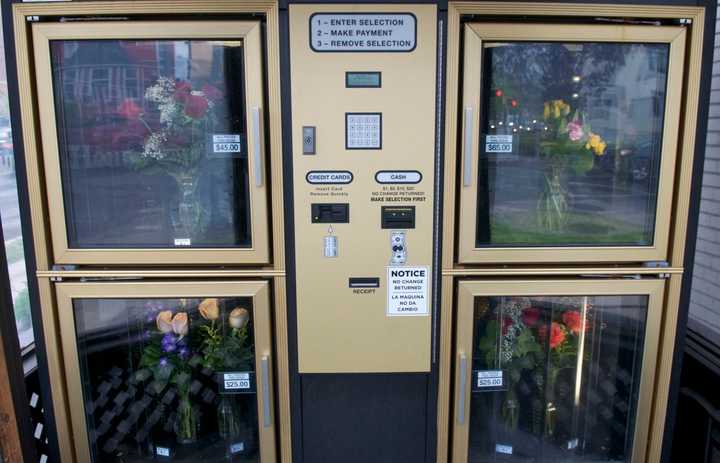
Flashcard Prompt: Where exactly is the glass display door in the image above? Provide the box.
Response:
[32,21,270,264]
[55,280,276,462]
[451,279,664,462]
[457,23,686,263]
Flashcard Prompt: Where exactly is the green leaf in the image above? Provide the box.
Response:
[571,148,595,176]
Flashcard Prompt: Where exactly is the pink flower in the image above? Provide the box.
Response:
[567,121,584,141]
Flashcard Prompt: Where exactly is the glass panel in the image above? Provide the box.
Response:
[468,294,648,462]
[0,24,33,348]
[51,39,252,248]
[74,296,260,462]
[477,42,669,247]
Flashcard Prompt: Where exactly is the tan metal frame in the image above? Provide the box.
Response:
[457,23,685,264]
[439,4,706,463]
[13,2,292,462]
[451,278,665,463]
[55,280,277,463]
[32,20,270,265]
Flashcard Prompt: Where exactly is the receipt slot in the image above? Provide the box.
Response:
[290,5,437,373]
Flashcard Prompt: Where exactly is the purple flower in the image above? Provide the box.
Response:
[178,347,190,359]
[161,333,178,353]
[159,357,168,367]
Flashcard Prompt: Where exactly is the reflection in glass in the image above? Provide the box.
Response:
[467,295,647,462]
[51,39,251,248]
[74,297,259,462]
[477,42,669,247]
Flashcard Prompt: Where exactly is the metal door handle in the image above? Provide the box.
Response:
[457,352,467,424]
[261,354,272,427]
[463,107,474,187]
[252,106,263,187]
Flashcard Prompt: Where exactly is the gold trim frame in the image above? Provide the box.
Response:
[32,20,270,265]
[55,280,277,463]
[456,23,685,264]
[452,278,665,463]
[14,3,291,462]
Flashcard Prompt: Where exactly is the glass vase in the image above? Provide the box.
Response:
[171,173,201,241]
[175,396,199,445]
[537,168,569,232]
[217,396,243,441]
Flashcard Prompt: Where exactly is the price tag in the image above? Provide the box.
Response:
[472,370,506,392]
[208,134,246,158]
[218,371,256,395]
[155,446,172,457]
[484,134,518,161]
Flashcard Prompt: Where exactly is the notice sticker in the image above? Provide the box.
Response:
[310,13,416,52]
[495,444,513,455]
[213,134,242,154]
[387,266,429,316]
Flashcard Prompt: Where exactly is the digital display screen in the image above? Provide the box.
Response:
[345,72,382,88]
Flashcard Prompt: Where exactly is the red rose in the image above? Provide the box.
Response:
[501,317,514,336]
[562,311,583,335]
[549,322,566,349]
[174,81,192,104]
[201,83,223,101]
[117,99,142,120]
[521,307,541,327]
[184,94,209,119]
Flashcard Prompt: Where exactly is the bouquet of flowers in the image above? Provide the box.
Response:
[538,99,608,231]
[196,298,255,444]
[477,297,590,440]
[139,305,198,443]
[121,77,223,240]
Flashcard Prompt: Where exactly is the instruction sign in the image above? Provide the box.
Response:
[387,266,429,316]
[310,13,417,52]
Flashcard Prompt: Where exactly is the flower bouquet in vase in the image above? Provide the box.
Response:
[477,298,542,444]
[140,306,199,445]
[125,77,223,242]
[536,303,588,449]
[538,100,607,232]
[196,299,256,457]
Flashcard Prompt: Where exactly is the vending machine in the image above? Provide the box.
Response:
[8,0,710,462]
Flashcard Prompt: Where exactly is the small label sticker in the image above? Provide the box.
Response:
[477,370,503,388]
[156,446,171,457]
[387,266,429,316]
[174,238,191,246]
[213,134,242,154]
[224,372,250,390]
[567,438,579,450]
[230,442,245,454]
[495,444,513,455]
[485,134,513,153]
[472,370,506,392]
[218,371,256,394]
